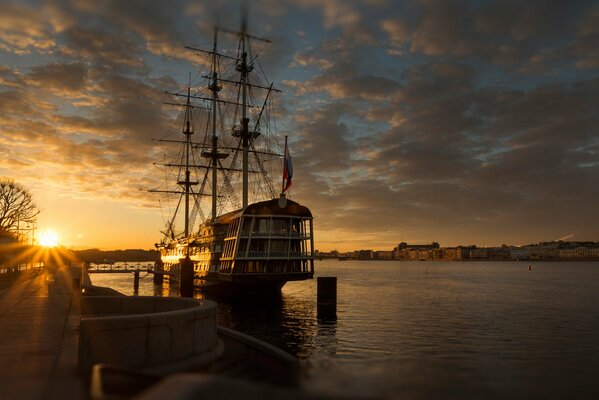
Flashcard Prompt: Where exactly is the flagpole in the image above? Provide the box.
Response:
[281,135,288,195]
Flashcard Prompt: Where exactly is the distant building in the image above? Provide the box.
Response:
[394,242,440,261]
[432,249,444,260]
[345,240,599,263]
[351,250,374,260]
[397,242,440,250]
[374,250,394,260]
[488,248,510,260]
[510,247,529,260]
[559,247,599,259]
[456,246,476,260]
[526,245,558,260]
[469,248,488,260]
[444,247,460,260]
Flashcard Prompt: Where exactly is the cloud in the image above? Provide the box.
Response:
[0,3,56,54]
[295,59,402,101]
[570,5,599,69]
[26,63,88,96]
[1,0,599,249]
[292,103,353,173]
[380,18,409,55]
[87,74,171,140]
[377,0,598,71]
[288,38,599,248]
[294,0,361,29]
[59,26,147,71]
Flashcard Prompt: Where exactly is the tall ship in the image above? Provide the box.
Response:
[150,22,314,293]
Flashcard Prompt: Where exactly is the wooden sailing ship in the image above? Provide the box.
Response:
[151,21,314,293]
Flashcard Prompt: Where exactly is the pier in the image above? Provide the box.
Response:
[86,262,154,274]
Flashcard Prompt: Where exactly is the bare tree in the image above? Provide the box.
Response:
[0,178,39,235]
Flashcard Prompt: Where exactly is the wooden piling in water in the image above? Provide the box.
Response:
[180,256,194,298]
[317,276,337,319]
[133,270,140,293]
[153,260,164,285]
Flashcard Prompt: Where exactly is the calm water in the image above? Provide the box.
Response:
[91,260,599,399]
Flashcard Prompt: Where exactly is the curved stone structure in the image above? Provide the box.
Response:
[79,296,223,375]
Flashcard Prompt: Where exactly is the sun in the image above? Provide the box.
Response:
[38,230,60,247]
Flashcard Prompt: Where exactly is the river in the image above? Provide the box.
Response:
[90,260,599,399]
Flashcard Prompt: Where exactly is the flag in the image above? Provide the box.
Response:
[283,143,293,193]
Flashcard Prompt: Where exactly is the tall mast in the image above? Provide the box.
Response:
[183,84,193,237]
[240,16,250,208]
[210,29,219,220]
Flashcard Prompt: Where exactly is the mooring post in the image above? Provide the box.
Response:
[153,260,164,285]
[133,270,140,294]
[180,256,194,298]
[317,276,337,320]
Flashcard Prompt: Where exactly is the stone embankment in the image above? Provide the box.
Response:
[0,262,323,400]
[79,296,223,375]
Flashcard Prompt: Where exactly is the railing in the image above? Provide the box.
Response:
[239,251,311,259]
[87,262,154,273]
[239,231,310,239]
[0,262,43,275]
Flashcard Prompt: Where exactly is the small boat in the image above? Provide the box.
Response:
[150,21,314,294]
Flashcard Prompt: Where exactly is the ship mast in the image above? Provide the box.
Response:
[200,28,230,220]
[184,13,276,216]
[239,17,251,209]
[210,29,220,220]
[182,84,194,237]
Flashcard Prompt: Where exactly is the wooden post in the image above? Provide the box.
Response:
[317,276,337,320]
[153,260,164,285]
[133,270,140,294]
[180,256,194,298]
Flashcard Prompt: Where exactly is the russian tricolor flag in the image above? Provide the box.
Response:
[283,142,293,193]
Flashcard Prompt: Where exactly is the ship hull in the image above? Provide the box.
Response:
[156,198,315,295]
[194,277,287,296]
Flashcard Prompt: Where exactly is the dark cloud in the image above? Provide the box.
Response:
[26,63,88,95]
[293,103,353,172]
[89,74,170,140]
[1,0,598,249]
[102,0,190,42]
[381,0,599,70]
[289,36,599,247]
[0,90,40,119]
[0,2,56,54]
[256,34,298,81]
[60,26,148,71]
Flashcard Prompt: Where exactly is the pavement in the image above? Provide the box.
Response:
[0,265,86,400]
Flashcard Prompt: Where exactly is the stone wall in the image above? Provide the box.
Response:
[79,296,223,374]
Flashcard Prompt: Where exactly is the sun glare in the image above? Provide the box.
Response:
[39,230,60,247]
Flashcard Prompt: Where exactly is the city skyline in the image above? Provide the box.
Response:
[1,1,599,251]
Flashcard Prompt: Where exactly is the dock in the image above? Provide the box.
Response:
[86,262,155,274]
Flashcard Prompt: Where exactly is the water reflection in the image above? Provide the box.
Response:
[148,278,334,359]
[204,291,324,358]
[89,260,599,399]
[315,319,338,358]
[153,277,182,298]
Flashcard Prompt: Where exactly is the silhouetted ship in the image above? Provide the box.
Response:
[150,23,314,293]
